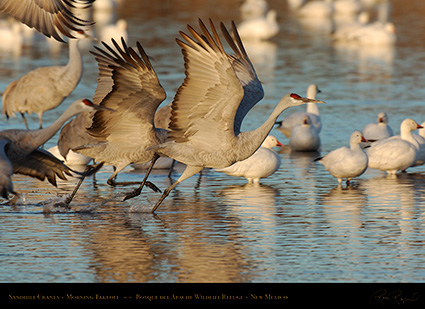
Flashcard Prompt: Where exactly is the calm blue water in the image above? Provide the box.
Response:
[1,0,425,284]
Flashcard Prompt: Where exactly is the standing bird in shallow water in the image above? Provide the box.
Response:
[365,119,423,175]
[2,31,91,129]
[148,19,325,212]
[0,98,108,199]
[315,131,368,186]
[215,135,283,183]
[0,0,94,42]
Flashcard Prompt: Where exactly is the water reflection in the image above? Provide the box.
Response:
[219,183,279,209]
[333,41,395,75]
[361,173,424,208]
[2,0,425,284]
[319,185,367,229]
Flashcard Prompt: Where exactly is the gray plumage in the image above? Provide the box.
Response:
[73,38,167,191]
[2,34,89,129]
[0,98,107,198]
[0,0,94,42]
[150,19,325,212]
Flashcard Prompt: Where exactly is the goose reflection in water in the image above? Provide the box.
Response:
[360,172,425,209]
[319,184,368,230]
[219,183,279,209]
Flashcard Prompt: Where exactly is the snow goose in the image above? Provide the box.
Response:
[240,0,269,21]
[276,84,322,137]
[0,20,23,54]
[289,115,321,152]
[410,121,425,168]
[365,119,423,175]
[99,19,128,48]
[298,0,335,18]
[47,145,92,166]
[343,21,396,46]
[215,135,283,183]
[333,0,362,16]
[332,11,370,41]
[361,112,393,141]
[238,10,279,41]
[315,131,368,185]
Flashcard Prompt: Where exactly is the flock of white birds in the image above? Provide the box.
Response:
[234,0,425,186]
[0,0,420,212]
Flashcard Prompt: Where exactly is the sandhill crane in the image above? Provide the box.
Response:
[0,98,110,199]
[148,19,325,213]
[2,31,91,130]
[67,38,168,201]
[0,0,95,42]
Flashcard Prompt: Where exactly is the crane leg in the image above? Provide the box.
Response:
[123,154,161,201]
[151,165,203,213]
[167,159,176,178]
[107,178,160,192]
[64,163,104,206]
[20,113,30,130]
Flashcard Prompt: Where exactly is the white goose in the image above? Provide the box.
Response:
[333,0,362,16]
[315,131,368,185]
[240,0,269,21]
[215,135,283,183]
[237,10,279,41]
[298,0,335,18]
[289,115,321,152]
[276,84,322,138]
[99,19,128,48]
[410,121,425,168]
[342,20,396,46]
[365,119,423,175]
[332,11,370,41]
[361,112,393,141]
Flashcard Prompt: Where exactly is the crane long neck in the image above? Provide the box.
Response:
[26,104,81,153]
[60,39,83,86]
[236,102,287,161]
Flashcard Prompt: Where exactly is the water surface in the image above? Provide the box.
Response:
[1,0,425,283]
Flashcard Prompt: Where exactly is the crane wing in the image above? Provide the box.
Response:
[169,19,256,150]
[220,21,264,134]
[0,139,14,198]
[13,148,74,187]
[88,38,167,145]
[58,112,96,158]
[0,0,94,42]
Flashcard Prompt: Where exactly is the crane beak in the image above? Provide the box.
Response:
[303,97,325,104]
